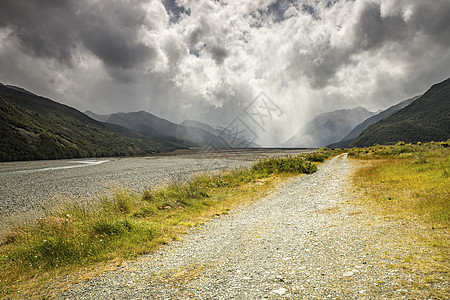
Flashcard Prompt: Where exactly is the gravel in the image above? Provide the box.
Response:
[0,149,308,220]
[52,154,450,299]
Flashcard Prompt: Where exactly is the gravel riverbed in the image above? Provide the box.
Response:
[0,149,307,220]
[54,154,448,299]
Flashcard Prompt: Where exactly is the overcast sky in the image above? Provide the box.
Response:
[0,0,449,146]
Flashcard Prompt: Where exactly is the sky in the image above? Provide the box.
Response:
[0,0,449,146]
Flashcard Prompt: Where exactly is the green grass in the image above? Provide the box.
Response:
[0,153,325,298]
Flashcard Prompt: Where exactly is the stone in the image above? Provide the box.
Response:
[272,287,287,295]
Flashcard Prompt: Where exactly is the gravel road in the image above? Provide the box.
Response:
[0,149,308,220]
[54,154,449,299]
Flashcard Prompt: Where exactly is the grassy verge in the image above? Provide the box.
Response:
[349,141,449,223]
[0,153,323,298]
[348,142,449,296]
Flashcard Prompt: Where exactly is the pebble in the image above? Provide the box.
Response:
[271,287,287,295]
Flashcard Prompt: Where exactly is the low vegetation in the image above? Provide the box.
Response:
[0,153,326,298]
[349,141,449,296]
[350,141,449,223]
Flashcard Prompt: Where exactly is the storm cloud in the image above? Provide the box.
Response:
[0,0,449,146]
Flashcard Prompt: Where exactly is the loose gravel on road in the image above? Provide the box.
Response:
[53,154,448,299]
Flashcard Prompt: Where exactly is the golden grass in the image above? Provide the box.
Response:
[350,145,449,297]
[352,148,449,223]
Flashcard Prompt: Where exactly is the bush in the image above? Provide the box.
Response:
[252,156,317,175]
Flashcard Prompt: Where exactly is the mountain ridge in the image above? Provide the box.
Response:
[0,83,186,161]
[351,77,450,146]
[282,106,375,148]
[327,95,420,148]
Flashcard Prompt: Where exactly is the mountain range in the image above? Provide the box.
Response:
[281,107,376,148]
[352,77,450,147]
[327,95,420,148]
[86,112,259,149]
[0,83,184,161]
[1,75,448,161]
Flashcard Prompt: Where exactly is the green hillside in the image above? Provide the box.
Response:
[352,77,450,147]
[0,84,185,161]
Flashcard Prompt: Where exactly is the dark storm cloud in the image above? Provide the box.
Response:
[0,0,156,79]
[0,0,78,65]
[354,2,408,51]
[291,0,450,89]
[78,1,155,70]
[406,0,450,46]
[208,44,228,64]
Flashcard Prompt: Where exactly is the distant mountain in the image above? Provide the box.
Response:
[85,110,112,122]
[327,96,420,148]
[352,77,450,147]
[0,83,185,161]
[180,120,260,148]
[93,111,233,148]
[102,122,192,150]
[282,107,375,148]
[180,120,218,135]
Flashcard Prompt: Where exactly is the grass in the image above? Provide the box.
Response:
[350,142,450,223]
[0,153,326,298]
[349,142,449,297]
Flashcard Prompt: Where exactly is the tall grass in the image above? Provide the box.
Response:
[0,153,326,298]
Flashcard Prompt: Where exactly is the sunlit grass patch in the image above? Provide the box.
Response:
[352,146,450,222]
[350,143,449,297]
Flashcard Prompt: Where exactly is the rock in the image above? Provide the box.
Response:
[272,287,287,295]
[343,271,354,277]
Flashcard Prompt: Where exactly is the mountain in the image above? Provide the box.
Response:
[352,77,450,147]
[102,122,193,150]
[180,120,261,148]
[327,95,420,148]
[85,110,112,122]
[0,83,185,161]
[180,120,218,135]
[282,106,375,148]
[94,111,232,148]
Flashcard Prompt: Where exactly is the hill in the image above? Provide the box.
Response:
[327,96,420,148]
[89,112,257,148]
[0,84,184,161]
[352,77,450,147]
[282,107,375,148]
[105,111,233,147]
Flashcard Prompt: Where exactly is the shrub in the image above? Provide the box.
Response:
[252,156,317,175]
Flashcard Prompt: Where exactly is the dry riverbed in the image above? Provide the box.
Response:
[0,149,308,221]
